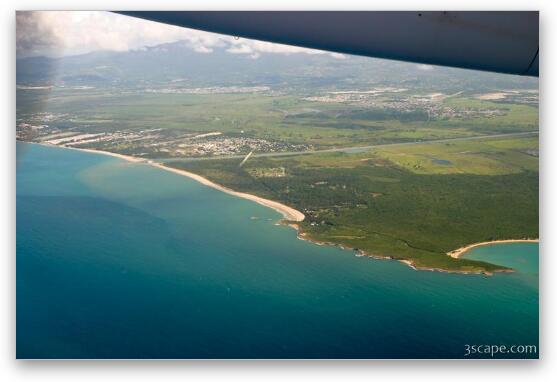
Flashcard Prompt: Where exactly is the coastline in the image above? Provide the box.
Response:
[25,142,535,275]
[37,144,305,222]
[288,223,507,276]
[74,147,147,163]
[447,239,539,259]
[396,259,514,276]
[149,163,305,221]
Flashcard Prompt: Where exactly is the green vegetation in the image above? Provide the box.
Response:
[169,136,538,274]
[16,44,539,274]
[373,136,539,175]
[18,88,538,157]
[432,97,539,133]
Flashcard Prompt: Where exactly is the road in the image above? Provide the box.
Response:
[157,131,539,163]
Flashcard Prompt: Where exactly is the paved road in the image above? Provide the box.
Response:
[157,131,539,163]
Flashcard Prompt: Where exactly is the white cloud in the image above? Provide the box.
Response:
[17,11,344,60]
[226,44,254,55]
[417,64,434,71]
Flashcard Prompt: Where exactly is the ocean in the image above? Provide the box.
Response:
[16,142,539,359]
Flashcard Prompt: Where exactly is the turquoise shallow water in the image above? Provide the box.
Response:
[16,142,539,359]
[464,243,539,289]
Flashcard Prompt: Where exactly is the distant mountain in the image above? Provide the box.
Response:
[16,40,538,92]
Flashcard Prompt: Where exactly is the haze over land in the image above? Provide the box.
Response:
[16,32,539,274]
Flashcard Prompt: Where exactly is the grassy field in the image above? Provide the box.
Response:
[372,136,539,175]
[434,97,539,133]
[18,88,539,153]
[168,136,538,274]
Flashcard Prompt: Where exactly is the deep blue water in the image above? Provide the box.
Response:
[16,142,539,359]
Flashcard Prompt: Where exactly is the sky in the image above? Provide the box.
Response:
[16,11,346,59]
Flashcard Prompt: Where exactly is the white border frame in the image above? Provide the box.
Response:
[3,1,554,381]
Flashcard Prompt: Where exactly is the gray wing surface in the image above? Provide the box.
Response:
[117,11,539,77]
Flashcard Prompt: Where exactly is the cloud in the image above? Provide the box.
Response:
[16,11,64,57]
[226,43,254,55]
[417,64,434,71]
[226,38,346,59]
[16,11,345,60]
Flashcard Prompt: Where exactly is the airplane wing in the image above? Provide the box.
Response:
[117,11,539,77]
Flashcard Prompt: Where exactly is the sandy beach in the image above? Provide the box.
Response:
[30,143,536,275]
[48,145,305,222]
[75,147,147,163]
[447,239,539,259]
[150,163,305,221]
[398,259,418,270]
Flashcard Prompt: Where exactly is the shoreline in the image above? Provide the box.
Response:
[24,142,536,276]
[73,147,147,163]
[36,143,305,222]
[396,259,514,276]
[447,239,539,259]
[287,222,507,276]
[150,163,305,221]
